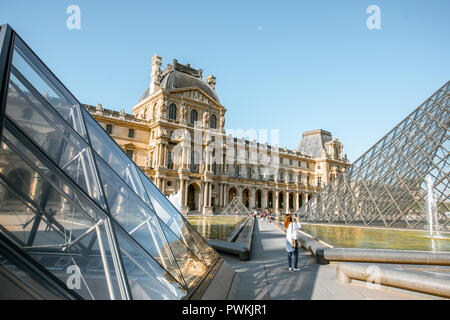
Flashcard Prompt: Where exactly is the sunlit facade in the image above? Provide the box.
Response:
[86,55,350,216]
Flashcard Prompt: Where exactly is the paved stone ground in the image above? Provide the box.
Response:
[221,219,445,300]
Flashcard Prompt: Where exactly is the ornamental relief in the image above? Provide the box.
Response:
[173,90,210,104]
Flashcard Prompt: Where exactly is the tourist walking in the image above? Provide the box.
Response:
[261,211,266,222]
[285,214,301,271]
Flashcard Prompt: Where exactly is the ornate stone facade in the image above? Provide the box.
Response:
[85,56,350,216]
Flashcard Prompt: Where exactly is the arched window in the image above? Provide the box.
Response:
[210,114,217,129]
[169,103,177,120]
[190,109,198,124]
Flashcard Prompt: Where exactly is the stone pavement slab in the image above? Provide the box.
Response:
[221,220,445,300]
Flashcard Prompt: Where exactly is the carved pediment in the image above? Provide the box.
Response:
[172,89,212,105]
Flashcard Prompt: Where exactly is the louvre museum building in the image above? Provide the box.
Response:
[85,55,350,216]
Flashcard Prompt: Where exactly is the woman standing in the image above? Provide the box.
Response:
[284,214,301,271]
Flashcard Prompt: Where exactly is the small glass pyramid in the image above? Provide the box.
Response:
[299,81,449,231]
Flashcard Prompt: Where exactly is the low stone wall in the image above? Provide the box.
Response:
[207,216,255,261]
[337,262,450,298]
[296,227,450,266]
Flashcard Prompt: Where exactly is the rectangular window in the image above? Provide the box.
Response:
[128,129,135,138]
[106,124,112,134]
[168,151,173,169]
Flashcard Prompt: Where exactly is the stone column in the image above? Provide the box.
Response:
[209,183,212,207]
[286,192,290,213]
[155,144,161,168]
[202,182,208,214]
[163,144,169,168]
[184,180,189,207]
[223,184,228,206]
[249,190,255,210]
[179,178,186,208]
[275,191,279,212]
[199,182,204,211]
[219,183,224,207]
[262,191,268,210]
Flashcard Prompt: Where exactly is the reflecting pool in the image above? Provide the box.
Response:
[301,223,450,252]
[187,216,246,241]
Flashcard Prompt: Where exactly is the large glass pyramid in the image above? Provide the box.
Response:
[0,25,219,300]
[299,81,449,231]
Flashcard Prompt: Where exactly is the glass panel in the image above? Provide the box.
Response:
[5,72,105,209]
[112,221,186,300]
[94,154,185,287]
[158,222,207,288]
[82,108,152,209]
[0,130,123,300]
[0,253,68,300]
[11,36,87,140]
[137,170,207,264]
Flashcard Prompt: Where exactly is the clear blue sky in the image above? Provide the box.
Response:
[1,0,449,162]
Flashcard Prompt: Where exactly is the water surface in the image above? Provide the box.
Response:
[301,223,450,252]
[187,216,246,241]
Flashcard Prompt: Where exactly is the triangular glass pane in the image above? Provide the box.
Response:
[111,220,186,300]
[12,36,88,141]
[158,222,207,288]
[4,72,105,209]
[82,108,153,209]
[137,169,208,264]
[94,154,186,287]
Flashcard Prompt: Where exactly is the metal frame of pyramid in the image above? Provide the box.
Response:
[221,196,251,216]
[299,81,449,230]
[0,24,220,300]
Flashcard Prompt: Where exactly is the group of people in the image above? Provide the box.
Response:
[256,210,273,223]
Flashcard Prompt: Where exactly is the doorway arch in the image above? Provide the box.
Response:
[256,189,262,209]
[267,191,274,209]
[278,192,284,209]
[242,188,250,208]
[187,183,200,211]
[228,187,238,204]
